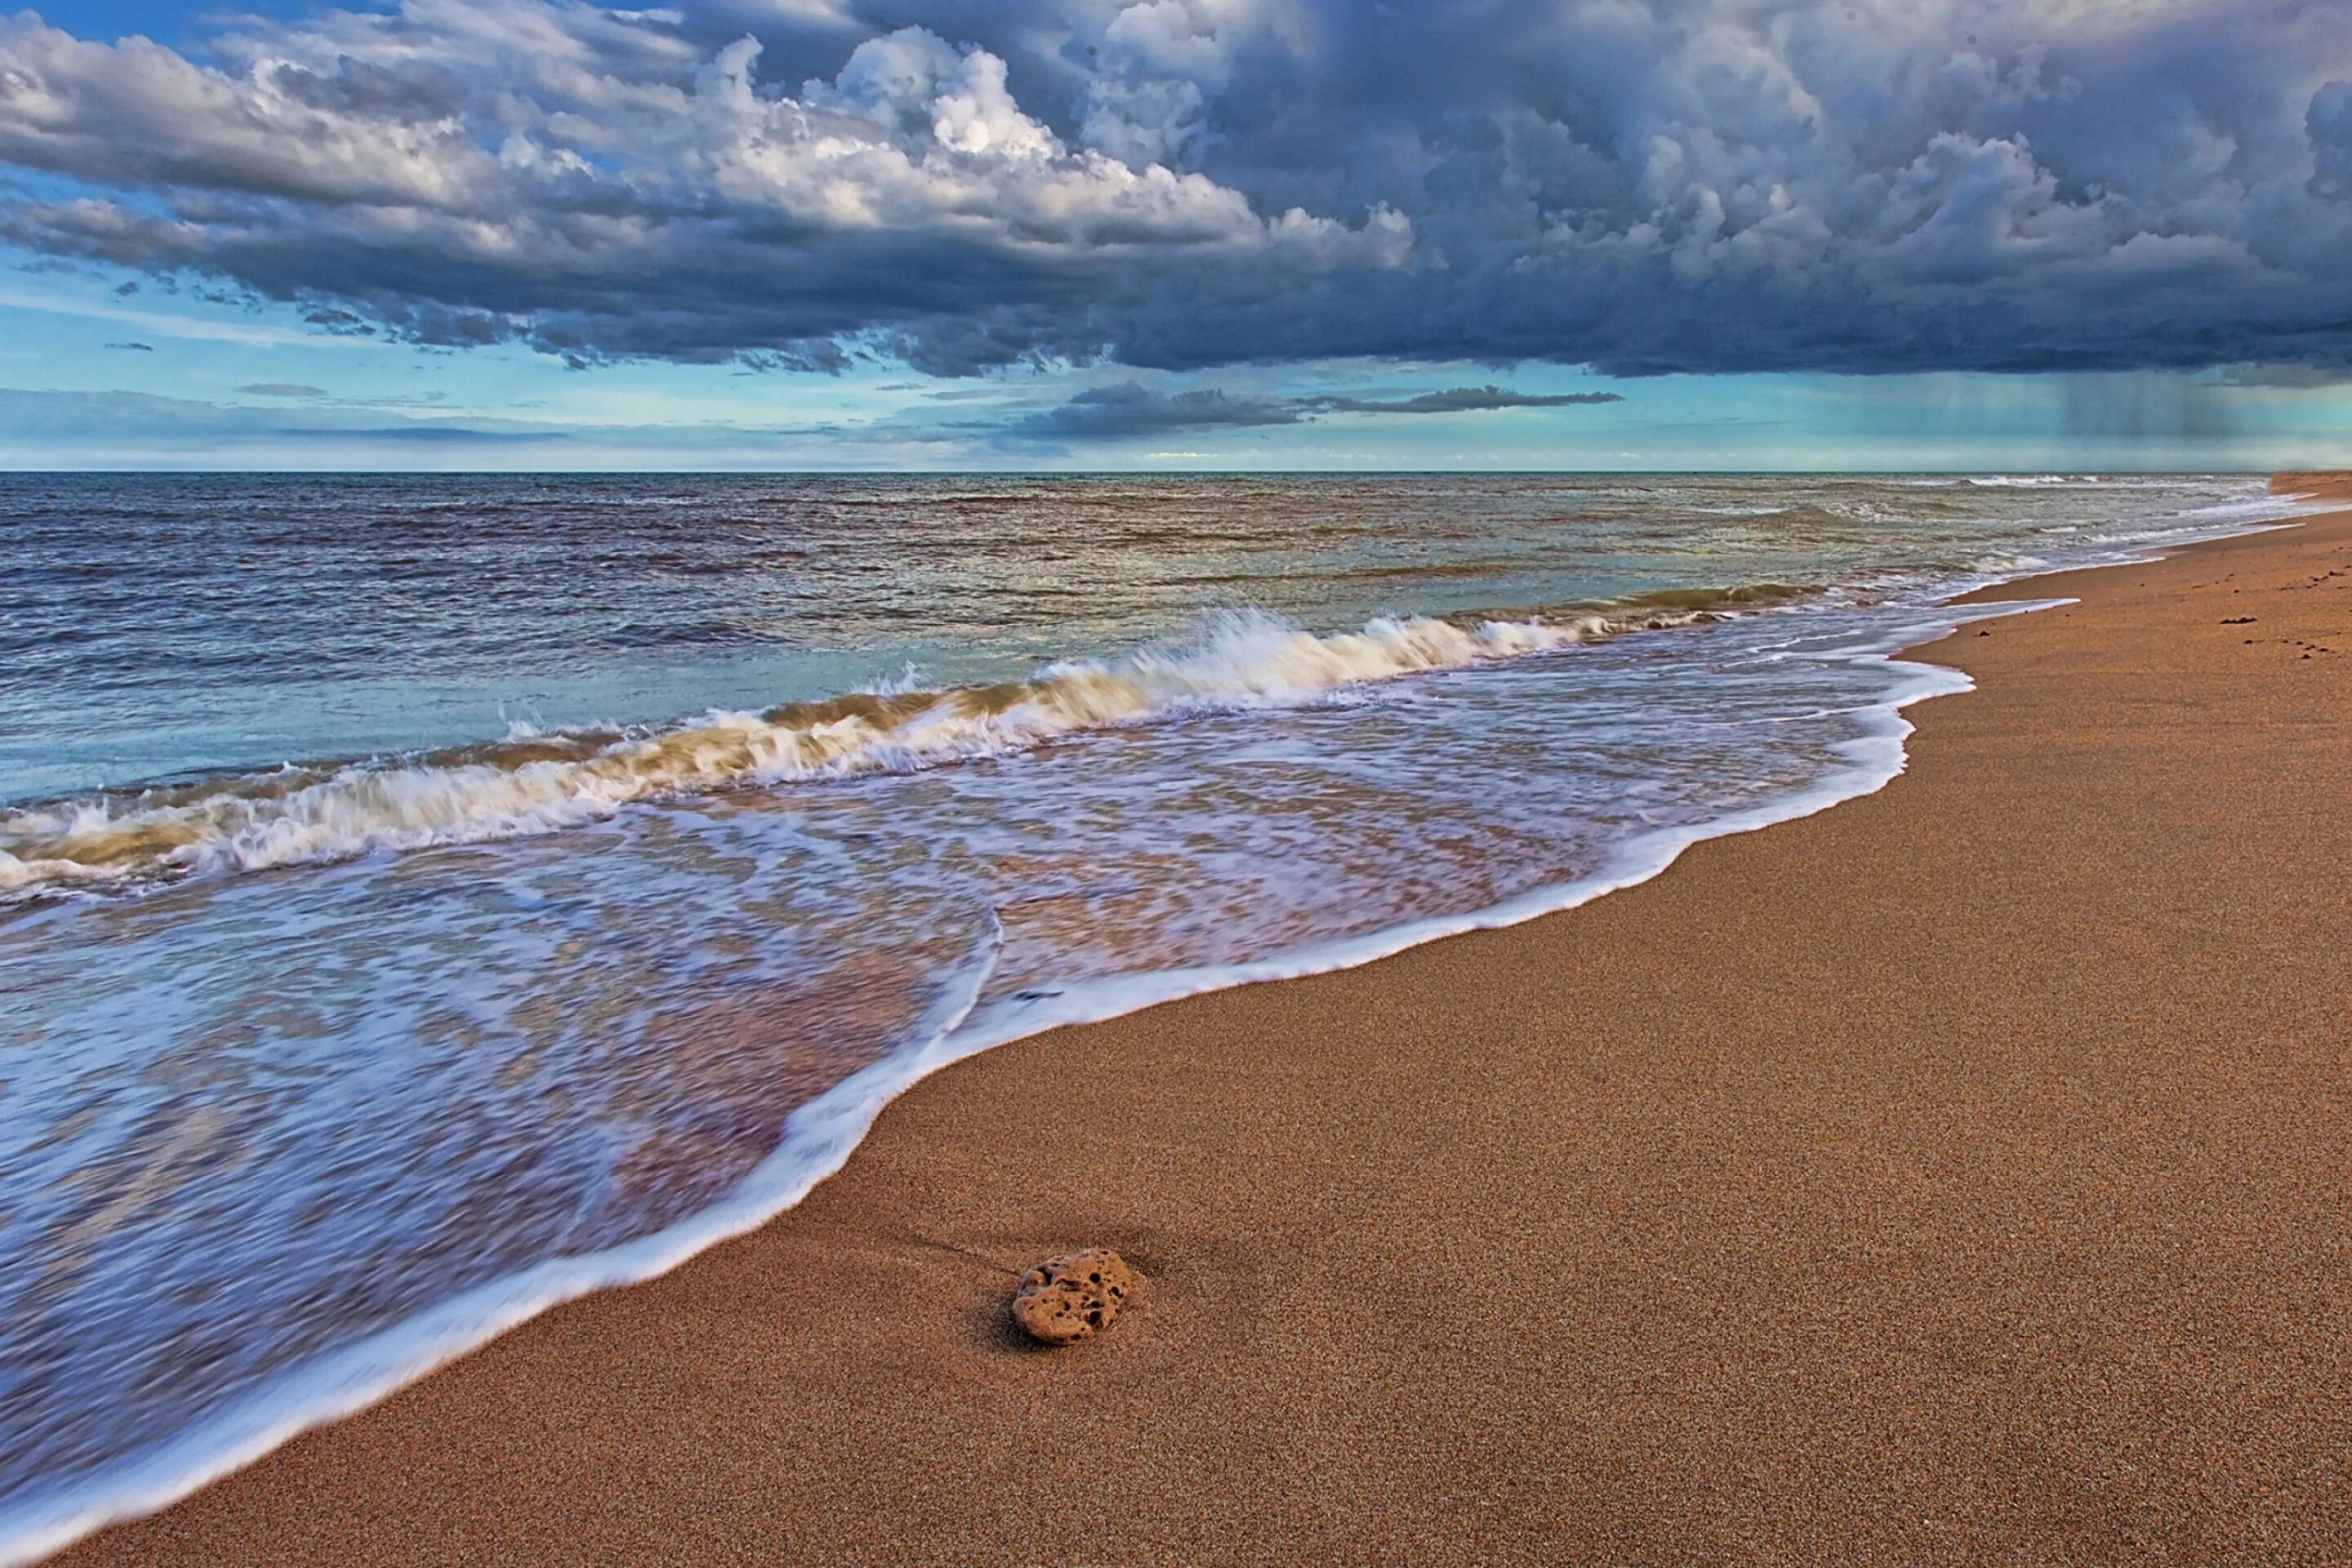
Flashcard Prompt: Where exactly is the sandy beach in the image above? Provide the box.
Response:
[48,483,2352,1566]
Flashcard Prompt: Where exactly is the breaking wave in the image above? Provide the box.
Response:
[0,592,1794,899]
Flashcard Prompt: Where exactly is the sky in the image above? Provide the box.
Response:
[2,0,2351,470]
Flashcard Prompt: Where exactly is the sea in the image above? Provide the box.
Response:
[0,472,2310,1559]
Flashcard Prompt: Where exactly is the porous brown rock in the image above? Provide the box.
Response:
[1009,1248,1139,1345]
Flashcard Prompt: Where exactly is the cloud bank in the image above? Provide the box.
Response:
[4,0,2351,376]
[1013,382,1303,436]
[1304,387,1626,416]
[1013,380,1625,436]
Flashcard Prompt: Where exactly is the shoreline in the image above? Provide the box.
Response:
[42,488,2352,1564]
[1,517,2055,1568]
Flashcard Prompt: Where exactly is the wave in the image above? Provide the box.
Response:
[0,592,1781,901]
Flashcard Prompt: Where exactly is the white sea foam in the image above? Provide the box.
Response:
[0,606,1704,900]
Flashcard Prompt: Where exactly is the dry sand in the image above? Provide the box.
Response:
[51,485,2352,1566]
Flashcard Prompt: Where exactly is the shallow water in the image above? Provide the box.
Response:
[0,473,2305,1557]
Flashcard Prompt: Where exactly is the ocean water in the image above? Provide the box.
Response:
[0,472,2307,1558]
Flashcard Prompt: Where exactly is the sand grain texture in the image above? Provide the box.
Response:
[52,503,2352,1566]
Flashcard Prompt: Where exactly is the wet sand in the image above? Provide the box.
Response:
[52,484,2352,1566]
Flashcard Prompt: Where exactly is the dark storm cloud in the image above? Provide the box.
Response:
[5,1,2352,376]
[1011,381,1301,435]
[1014,380,1626,437]
[1303,386,1625,415]
[104,340,152,350]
